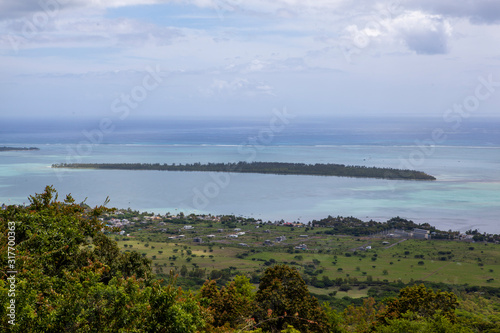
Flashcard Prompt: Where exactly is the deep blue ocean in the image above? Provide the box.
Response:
[1,116,499,233]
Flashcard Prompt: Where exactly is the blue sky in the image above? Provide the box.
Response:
[1,0,500,120]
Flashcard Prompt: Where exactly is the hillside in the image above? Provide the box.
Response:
[1,187,499,332]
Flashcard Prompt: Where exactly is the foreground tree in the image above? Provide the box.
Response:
[253,265,330,333]
[374,313,473,333]
[199,276,255,329]
[342,297,384,332]
[0,186,206,332]
[377,284,459,325]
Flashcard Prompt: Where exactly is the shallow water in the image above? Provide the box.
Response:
[1,117,499,233]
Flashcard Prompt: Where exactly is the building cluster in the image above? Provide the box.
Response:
[106,218,135,228]
[263,236,288,246]
[411,228,430,239]
[294,244,308,250]
[280,222,304,227]
[458,234,475,241]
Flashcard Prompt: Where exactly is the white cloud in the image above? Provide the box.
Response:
[391,11,453,55]
[0,13,183,52]
[406,0,500,25]
[1,0,499,118]
[202,77,275,97]
[0,0,167,19]
[340,10,453,55]
[224,57,309,74]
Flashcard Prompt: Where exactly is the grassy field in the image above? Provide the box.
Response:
[112,215,500,293]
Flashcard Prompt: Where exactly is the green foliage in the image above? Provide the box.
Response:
[342,297,382,332]
[374,313,473,333]
[234,275,254,300]
[254,264,330,332]
[52,161,436,180]
[279,324,302,333]
[1,187,500,332]
[0,187,205,332]
[199,278,255,329]
[377,284,459,325]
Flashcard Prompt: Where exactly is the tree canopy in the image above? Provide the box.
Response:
[0,186,205,332]
[1,187,499,332]
[52,161,436,180]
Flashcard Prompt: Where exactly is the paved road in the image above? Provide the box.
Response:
[384,238,407,249]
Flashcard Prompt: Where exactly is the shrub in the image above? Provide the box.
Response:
[339,285,351,292]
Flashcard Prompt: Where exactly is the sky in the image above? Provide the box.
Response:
[0,0,499,120]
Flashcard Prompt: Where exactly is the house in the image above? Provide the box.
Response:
[237,232,246,236]
[228,234,238,238]
[207,235,215,238]
[275,236,286,242]
[234,228,242,231]
[299,235,308,238]
[239,243,248,247]
[264,240,273,246]
[365,246,372,250]
[217,229,224,233]
[183,225,194,230]
[413,228,430,239]
[294,244,308,250]
[264,230,271,233]
[459,234,474,241]
[193,237,202,243]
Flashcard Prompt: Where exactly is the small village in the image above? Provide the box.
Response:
[100,208,497,248]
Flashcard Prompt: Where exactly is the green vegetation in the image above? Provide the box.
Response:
[0,146,39,151]
[1,187,500,332]
[312,216,433,236]
[51,161,436,180]
[0,186,205,332]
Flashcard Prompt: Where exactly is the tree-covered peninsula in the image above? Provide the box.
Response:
[52,161,436,180]
[0,146,39,151]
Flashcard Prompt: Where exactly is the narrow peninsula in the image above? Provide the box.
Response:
[0,146,39,151]
[52,161,436,181]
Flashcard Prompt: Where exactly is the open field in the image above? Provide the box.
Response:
[111,212,500,293]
